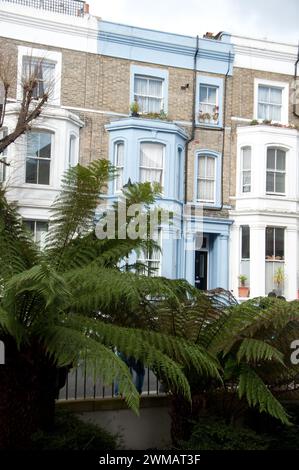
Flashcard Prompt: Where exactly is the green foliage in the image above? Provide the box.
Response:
[178,417,271,450]
[0,160,222,414]
[30,410,119,450]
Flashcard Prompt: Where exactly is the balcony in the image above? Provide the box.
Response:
[1,0,88,17]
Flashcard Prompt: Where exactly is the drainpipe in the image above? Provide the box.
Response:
[293,43,299,119]
[184,35,199,204]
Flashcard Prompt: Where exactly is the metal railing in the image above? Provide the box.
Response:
[58,365,165,401]
[1,0,86,17]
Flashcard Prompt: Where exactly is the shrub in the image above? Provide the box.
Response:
[30,410,119,450]
[178,417,271,450]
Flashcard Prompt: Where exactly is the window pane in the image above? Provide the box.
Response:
[267,149,276,169]
[269,104,281,121]
[243,170,251,187]
[270,87,282,104]
[27,133,40,157]
[276,150,286,170]
[275,172,285,193]
[207,86,217,104]
[38,159,50,185]
[258,85,269,102]
[206,157,215,177]
[266,227,274,258]
[148,79,162,97]
[26,158,38,183]
[266,171,275,192]
[140,143,163,184]
[23,220,35,233]
[200,85,207,103]
[242,147,251,169]
[36,221,49,246]
[116,143,124,166]
[241,226,250,259]
[134,77,147,95]
[39,133,51,159]
[275,228,284,259]
[258,103,267,119]
[198,156,205,175]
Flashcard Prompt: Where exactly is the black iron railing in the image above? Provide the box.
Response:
[1,0,86,17]
[58,365,165,401]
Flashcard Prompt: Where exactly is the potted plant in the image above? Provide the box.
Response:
[212,106,219,123]
[238,275,250,297]
[130,100,140,117]
[273,266,285,296]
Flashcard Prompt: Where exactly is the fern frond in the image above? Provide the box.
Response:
[238,365,291,425]
[237,338,285,365]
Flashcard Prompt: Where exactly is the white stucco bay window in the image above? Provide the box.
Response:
[254,78,289,124]
[17,46,62,105]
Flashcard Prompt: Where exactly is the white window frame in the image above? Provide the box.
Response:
[25,130,53,186]
[199,84,219,124]
[23,219,49,249]
[130,65,168,114]
[114,141,125,193]
[17,46,62,105]
[134,75,164,115]
[266,147,286,196]
[241,146,251,194]
[138,229,162,277]
[139,141,165,188]
[196,154,216,204]
[254,78,289,125]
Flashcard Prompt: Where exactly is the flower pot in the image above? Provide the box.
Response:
[238,286,250,298]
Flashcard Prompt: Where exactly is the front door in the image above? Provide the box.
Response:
[195,251,208,290]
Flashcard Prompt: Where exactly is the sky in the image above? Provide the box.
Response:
[88,0,299,44]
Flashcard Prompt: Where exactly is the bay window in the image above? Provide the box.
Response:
[140,142,164,186]
[26,131,52,185]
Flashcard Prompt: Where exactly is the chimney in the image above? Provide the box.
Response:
[84,3,90,14]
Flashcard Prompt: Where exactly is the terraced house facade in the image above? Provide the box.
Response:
[0,0,298,299]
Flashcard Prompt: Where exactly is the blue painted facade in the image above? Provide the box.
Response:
[101,21,235,290]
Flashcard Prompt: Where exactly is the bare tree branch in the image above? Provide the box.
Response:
[0,53,51,166]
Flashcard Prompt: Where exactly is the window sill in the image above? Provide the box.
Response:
[196,122,223,130]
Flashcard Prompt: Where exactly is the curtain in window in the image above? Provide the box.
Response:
[22,57,55,98]
[140,143,163,185]
[115,142,124,191]
[197,155,215,202]
[258,85,282,121]
[241,147,251,192]
[134,76,163,113]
